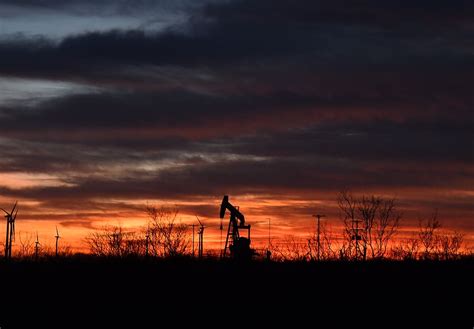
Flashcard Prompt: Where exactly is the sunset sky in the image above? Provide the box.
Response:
[0,0,473,252]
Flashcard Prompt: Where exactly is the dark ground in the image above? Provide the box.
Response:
[0,257,472,328]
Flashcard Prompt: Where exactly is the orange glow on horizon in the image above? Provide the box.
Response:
[1,192,472,255]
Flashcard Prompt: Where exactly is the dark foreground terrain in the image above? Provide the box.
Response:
[0,257,472,328]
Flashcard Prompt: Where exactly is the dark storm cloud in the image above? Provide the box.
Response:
[4,0,473,23]
[0,90,318,133]
[1,151,473,203]
[204,0,474,28]
[0,0,205,41]
[1,0,186,8]
[0,0,473,80]
[0,86,472,175]
[0,0,201,15]
[1,44,473,142]
[228,123,474,163]
[1,119,471,195]
[0,26,303,78]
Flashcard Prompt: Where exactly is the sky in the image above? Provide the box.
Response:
[0,0,473,252]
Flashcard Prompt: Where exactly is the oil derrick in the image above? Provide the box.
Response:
[219,195,254,260]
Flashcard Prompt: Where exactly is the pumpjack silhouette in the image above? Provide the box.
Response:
[220,195,255,260]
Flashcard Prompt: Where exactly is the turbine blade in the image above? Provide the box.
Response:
[11,201,17,214]
[196,216,203,227]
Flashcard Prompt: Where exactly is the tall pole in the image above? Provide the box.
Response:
[5,216,10,259]
[198,227,203,259]
[312,214,325,261]
[2,203,17,260]
[9,219,14,259]
[35,232,39,261]
[317,217,320,261]
[55,226,59,257]
[192,224,195,257]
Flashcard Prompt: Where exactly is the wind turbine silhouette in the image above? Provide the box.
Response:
[196,216,205,259]
[35,232,41,260]
[1,202,18,260]
[55,226,60,257]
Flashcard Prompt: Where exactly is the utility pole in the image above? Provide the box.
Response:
[266,218,272,261]
[312,214,326,261]
[352,219,363,260]
[192,224,195,257]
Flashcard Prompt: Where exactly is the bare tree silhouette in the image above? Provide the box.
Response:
[145,205,189,258]
[438,231,464,260]
[271,235,309,261]
[370,198,401,258]
[392,211,465,260]
[418,212,441,259]
[392,237,420,260]
[338,191,401,260]
[85,225,144,257]
[18,232,35,258]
